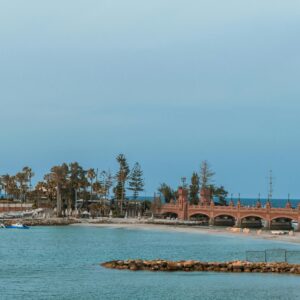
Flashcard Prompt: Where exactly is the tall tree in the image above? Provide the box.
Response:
[15,171,27,202]
[102,170,113,199]
[158,183,175,203]
[128,162,144,199]
[69,162,88,209]
[1,174,18,199]
[14,167,35,202]
[114,154,130,214]
[87,168,96,202]
[95,170,114,200]
[189,172,199,205]
[49,163,69,217]
[1,174,10,197]
[22,167,34,191]
[43,174,58,203]
[200,160,215,189]
[210,185,228,206]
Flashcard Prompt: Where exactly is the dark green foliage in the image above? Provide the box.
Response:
[210,185,228,205]
[114,154,130,201]
[69,162,88,207]
[189,172,199,205]
[128,162,144,199]
[158,183,175,203]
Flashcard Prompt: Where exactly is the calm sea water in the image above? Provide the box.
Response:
[0,226,300,300]
[227,198,300,208]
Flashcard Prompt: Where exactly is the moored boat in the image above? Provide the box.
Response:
[5,223,30,229]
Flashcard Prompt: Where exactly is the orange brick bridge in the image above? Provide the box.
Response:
[156,188,300,230]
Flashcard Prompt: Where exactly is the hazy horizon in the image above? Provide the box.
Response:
[1,1,300,198]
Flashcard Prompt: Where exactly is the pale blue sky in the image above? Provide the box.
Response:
[1,0,300,198]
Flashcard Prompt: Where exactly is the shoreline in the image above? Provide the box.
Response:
[3,217,300,244]
[71,220,300,244]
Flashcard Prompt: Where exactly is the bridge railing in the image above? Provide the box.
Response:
[159,203,179,209]
[187,205,298,212]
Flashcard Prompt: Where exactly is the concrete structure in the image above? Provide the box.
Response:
[157,187,300,230]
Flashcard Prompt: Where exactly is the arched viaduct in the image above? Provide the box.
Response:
[157,188,300,231]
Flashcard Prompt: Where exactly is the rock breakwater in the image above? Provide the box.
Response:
[101,259,300,275]
[2,218,80,226]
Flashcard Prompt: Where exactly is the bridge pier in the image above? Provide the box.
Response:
[235,218,241,228]
[263,220,270,230]
[209,218,214,226]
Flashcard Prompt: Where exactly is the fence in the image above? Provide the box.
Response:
[246,249,300,264]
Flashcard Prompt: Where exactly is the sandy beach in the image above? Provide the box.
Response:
[71,219,300,244]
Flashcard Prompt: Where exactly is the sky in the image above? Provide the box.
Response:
[1,0,300,198]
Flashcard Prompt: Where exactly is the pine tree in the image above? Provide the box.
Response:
[114,154,130,213]
[200,160,215,189]
[128,162,144,199]
[189,172,199,205]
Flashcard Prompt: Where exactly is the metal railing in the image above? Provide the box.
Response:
[246,249,300,263]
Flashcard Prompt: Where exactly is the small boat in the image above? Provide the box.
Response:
[5,223,30,229]
[0,223,5,228]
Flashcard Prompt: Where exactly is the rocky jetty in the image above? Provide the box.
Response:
[101,259,300,275]
[2,218,80,226]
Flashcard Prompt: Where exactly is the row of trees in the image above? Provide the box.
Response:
[0,154,145,216]
[0,167,34,202]
[158,161,228,205]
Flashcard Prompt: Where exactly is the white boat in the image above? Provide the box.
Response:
[0,223,5,228]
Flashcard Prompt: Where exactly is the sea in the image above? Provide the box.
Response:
[0,226,300,300]
[224,197,300,208]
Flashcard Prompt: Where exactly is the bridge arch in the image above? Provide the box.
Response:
[270,216,294,230]
[189,212,210,219]
[240,215,266,229]
[270,215,296,221]
[214,213,236,220]
[161,211,178,219]
[214,214,235,226]
[240,214,267,221]
[189,213,210,224]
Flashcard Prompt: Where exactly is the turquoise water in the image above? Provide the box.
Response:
[0,226,300,300]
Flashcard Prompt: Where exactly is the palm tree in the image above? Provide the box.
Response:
[87,168,96,203]
[23,166,34,193]
[50,164,69,217]
[69,162,88,209]
[4,175,18,200]
[15,171,27,202]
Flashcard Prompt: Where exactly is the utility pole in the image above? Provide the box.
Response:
[268,170,273,201]
[181,177,187,189]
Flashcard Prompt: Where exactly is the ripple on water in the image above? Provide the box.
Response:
[0,226,300,300]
